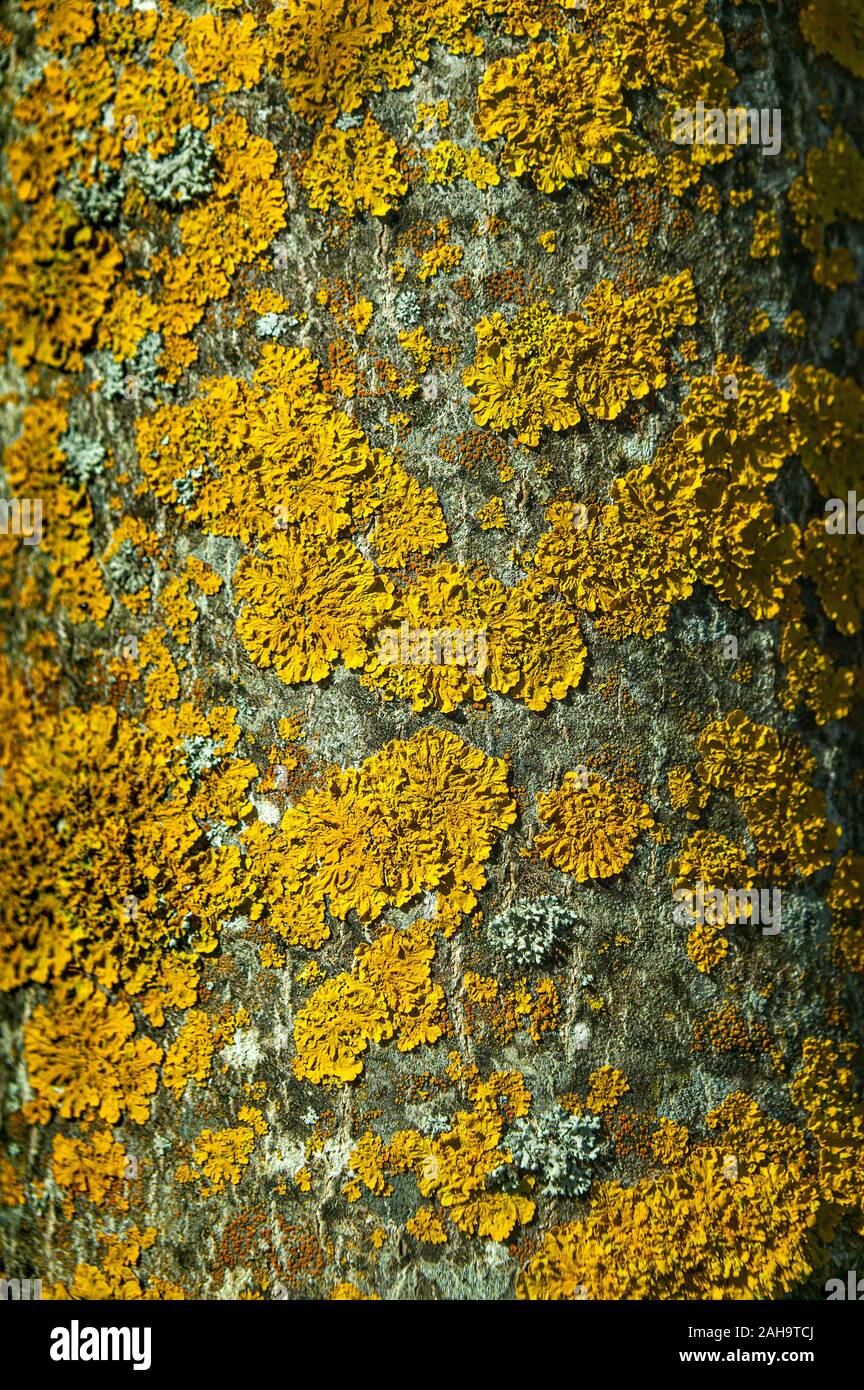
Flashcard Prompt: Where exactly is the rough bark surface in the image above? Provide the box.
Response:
[1,0,863,1302]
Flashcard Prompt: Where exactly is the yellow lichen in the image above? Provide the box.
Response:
[535,772,654,882]
[24,983,162,1125]
[464,273,697,444]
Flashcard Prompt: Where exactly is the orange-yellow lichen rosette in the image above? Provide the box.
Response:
[474,33,633,192]
[535,772,654,881]
[0,198,122,370]
[234,531,393,685]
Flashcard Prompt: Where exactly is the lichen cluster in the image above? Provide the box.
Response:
[1,0,862,1303]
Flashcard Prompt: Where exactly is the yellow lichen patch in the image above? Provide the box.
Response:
[750,209,781,259]
[688,486,802,623]
[416,219,464,281]
[97,283,158,363]
[3,398,112,625]
[535,771,654,882]
[666,364,811,614]
[406,1207,448,1243]
[0,198,122,370]
[265,0,496,129]
[534,468,699,640]
[23,984,162,1125]
[185,554,223,596]
[52,1128,129,1211]
[474,33,634,192]
[791,1039,864,1227]
[670,830,755,926]
[157,572,198,647]
[667,765,709,820]
[265,0,396,123]
[362,563,497,712]
[397,324,434,373]
[827,854,864,971]
[177,1108,267,1197]
[691,1002,772,1060]
[785,310,807,338]
[469,975,561,1046]
[301,918,446,1086]
[518,1094,824,1299]
[345,1131,391,1199]
[464,972,500,1005]
[695,710,841,881]
[594,0,734,103]
[301,115,407,218]
[521,355,802,632]
[245,727,515,960]
[571,275,698,419]
[129,957,201,1032]
[126,555,213,644]
[490,574,587,710]
[788,127,864,286]
[698,183,721,214]
[686,920,729,974]
[112,57,208,160]
[416,99,450,132]
[235,532,393,685]
[136,346,456,690]
[151,114,286,379]
[696,708,785,798]
[162,1009,222,1099]
[6,73,73,203]
[355,919,445,1052]
[789,364,864,502]
[464,273,696,444]
[0,696,251,994]
[799,0,864,77]
[18,0,96,57]
[137,345,374,542]
[779,616,855,725]
[651,1118,689,1166]
[183,13,265,93]
[676,354,798,485]
[0,1154,26,1208]
[46,1227,185,1301]
[329,1281,380,1299]
[423,140,499,190]
[358,451,449,568]
[376,1076,535,1241]
[477,496,508,530]
[803,520,864,636]
[671,830,760,974]
[293,975,390,1086]
[586,1065,630,1114]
